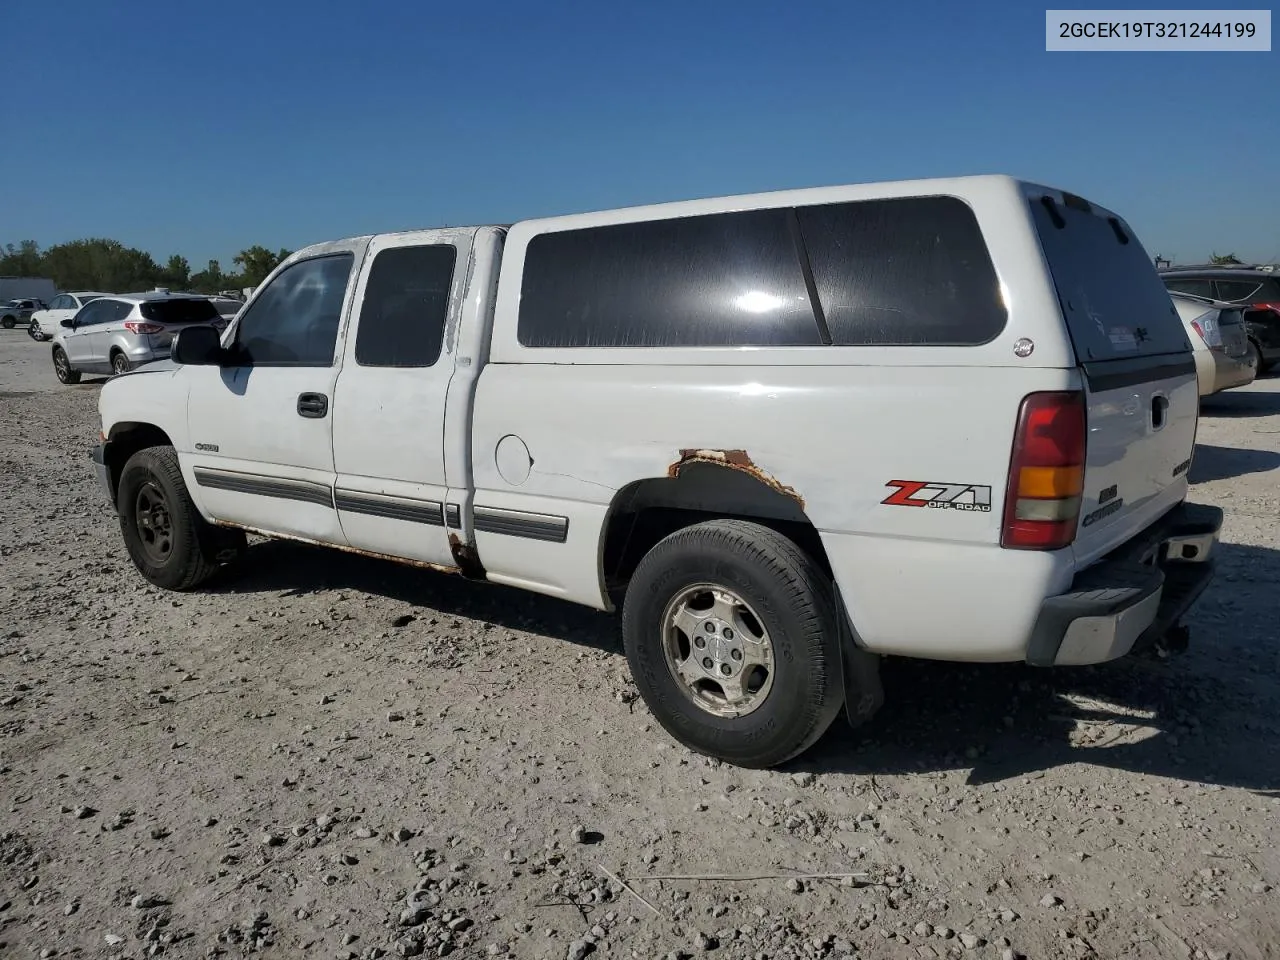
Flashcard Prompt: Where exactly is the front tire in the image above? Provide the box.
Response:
[27,322,43,341]
[622,519,844,768]
[1,315,15,329]
[52,346,80,384]
[117,446,235,590]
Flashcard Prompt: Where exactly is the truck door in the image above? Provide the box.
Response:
[64,299,113,369]
[184,245,363,545]
[330,230,473,570]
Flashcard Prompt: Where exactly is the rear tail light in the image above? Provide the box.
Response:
[1190,315,1223,351]
[124,321,165,335]
[1001,391,1086,550]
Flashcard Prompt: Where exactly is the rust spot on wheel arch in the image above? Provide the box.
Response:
[666,449,805,509]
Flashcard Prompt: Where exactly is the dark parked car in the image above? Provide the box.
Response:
[1,298,47,328]
[1160,268,1280,372]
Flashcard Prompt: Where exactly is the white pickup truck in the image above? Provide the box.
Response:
[92,175,1222,768]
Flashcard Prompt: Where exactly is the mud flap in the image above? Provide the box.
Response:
[834,584,884,728]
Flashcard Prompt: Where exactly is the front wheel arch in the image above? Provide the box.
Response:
[52,345,80,384]
[104,423,175,505]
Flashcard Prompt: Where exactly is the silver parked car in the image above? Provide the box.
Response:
[51,292,225,383]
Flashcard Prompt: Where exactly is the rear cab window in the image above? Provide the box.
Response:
[796,196,1006,345]
[355,245,457,366]
[518,208,822,348]
[1030,194,1189,362]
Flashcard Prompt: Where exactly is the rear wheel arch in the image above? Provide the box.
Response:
[600,463,832,601]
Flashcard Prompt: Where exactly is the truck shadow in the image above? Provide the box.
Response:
[1200,387,1280,417]
[798,539,1280,795]
[210,538,622,649]
[1188,443,1280,482]
[215,538,1279,795]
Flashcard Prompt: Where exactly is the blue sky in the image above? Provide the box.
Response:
[3,0,1277,267]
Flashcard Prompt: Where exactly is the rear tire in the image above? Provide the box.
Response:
[52,346,80,384]
[622,518,844,769]
[111,350,131,375]
[117,445,236,590]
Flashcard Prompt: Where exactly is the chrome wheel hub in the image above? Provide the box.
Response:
[661,584,775,718]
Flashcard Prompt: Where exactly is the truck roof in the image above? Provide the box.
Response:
[289,174,1102,262]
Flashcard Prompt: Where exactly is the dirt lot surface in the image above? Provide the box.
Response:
[2,331,1278,960]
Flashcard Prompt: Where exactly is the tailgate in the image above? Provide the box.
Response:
[1219,308,1249,358]
[1029,191,1199,564]
[1075,356,1198,562]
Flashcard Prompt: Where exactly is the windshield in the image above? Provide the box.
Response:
[1030,196,1190,361]
[140,299,220,325]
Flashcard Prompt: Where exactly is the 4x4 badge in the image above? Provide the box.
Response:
[882,480,992,512]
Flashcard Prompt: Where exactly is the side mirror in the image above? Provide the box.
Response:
[60,318,75,329]
[172,325,224,366]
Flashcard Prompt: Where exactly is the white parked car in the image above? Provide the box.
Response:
[28,292,110,341]
[91,175,1222,768]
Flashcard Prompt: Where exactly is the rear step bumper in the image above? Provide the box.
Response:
[1026,502,1223,667]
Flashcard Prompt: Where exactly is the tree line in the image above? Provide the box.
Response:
[0,239,293,296]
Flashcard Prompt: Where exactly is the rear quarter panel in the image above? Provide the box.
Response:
[471,362,1078,660]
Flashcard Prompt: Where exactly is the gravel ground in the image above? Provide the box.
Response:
[2,331,1278,960]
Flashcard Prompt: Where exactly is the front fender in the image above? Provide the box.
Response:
[98,364,191,451]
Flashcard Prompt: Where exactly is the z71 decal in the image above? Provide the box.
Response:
[882,480,992,513]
